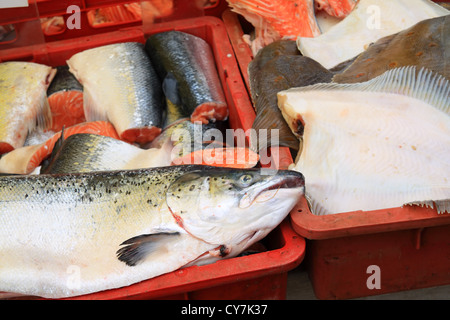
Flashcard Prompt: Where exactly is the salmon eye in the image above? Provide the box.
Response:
[239,174,252,185]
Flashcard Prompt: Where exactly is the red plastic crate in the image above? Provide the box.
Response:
[0,0,229,46]
[0,9,306,299]
[222,8,450,299]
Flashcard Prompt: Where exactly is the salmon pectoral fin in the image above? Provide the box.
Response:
[116,232,181,266]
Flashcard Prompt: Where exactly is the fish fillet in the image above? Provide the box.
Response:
[297,0,450,69]
[226,0,323,56]
[278,67,450,215]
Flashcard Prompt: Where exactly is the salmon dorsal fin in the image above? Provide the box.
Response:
[116,232,181,266]
[304,67,450,114]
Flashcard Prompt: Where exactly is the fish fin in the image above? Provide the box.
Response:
[251,96,300,151]
[304,192,332,216]
[116,232,180,266]
[162,72,182,106]
[320,67,450,114]
[35,97,53,132]
[403,199,450,214]
[83,87,108,122]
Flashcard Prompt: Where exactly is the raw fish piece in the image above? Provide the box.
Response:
[47,66,85,132]
[40,133,172,174]
[67,42,164,145]
[0,121,118,175]
[297,0,449,69]
[0,62,55,154]
[145,31,228,125]
[278,67,450,215]
[333,15,450,83]
[248,40,333,152]
[315,0,356,18]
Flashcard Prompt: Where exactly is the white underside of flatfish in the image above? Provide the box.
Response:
[278,67,450,215]
[297,0,450,69]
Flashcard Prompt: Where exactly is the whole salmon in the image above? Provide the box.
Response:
[0,165,304,298]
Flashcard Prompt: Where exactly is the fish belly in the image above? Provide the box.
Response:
[0,170,211,298]
[67,42,163,144]
[0,62,55,154]
[279,90,450,215]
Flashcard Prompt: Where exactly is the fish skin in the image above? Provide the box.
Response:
[278,66,450,215]
[161,72,189,128]
[248,40,333,152]
[47,66,83,96]
[0,165,304,298]
[40,133,172,174]
[0,121,118,175]
[297,0,450,69]
[333,15,450,83]
[145,31,228,124]
[67,42,164,145]
[0,62,55,154]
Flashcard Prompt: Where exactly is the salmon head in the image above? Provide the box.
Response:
[165,167,305,258]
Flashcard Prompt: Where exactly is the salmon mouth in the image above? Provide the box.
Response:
[246,172,305,206]
[265,175,304,191]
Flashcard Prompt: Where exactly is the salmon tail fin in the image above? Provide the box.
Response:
[117,232,180,266]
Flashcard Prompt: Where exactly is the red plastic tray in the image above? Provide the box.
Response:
[0,0,229,46]
[0,13,306,300]
[222,8,450,299]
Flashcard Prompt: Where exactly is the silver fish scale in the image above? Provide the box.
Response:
[117,43,163,128]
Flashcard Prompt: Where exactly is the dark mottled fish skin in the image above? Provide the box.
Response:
[47,66,83,96]
[145,31,227,123]
[248,40,333,152]
[248,40,301,80]
[333,16,450,83]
